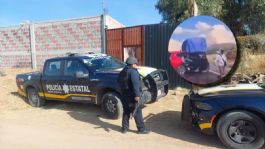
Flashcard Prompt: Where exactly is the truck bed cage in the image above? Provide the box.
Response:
[66,52,95,57]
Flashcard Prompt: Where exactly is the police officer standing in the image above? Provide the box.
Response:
[118,57,150,134]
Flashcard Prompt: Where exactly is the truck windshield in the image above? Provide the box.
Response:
[83,56,126,71]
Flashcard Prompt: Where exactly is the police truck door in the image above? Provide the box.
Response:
[42,59,66,100]
[63,59,95,102]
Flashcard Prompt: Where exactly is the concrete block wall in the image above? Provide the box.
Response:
[0,16,105,69]
[0,15,124,69]
[34,16,103,69]
[0,26,31,68]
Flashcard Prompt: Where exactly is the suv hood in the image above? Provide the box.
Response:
[98,66,157,77]
[198,84,263,96]
[135,66,157,77]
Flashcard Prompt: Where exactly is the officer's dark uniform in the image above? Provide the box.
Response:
[117,57,147,133]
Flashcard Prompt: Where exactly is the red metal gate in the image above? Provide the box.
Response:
[106,26,144,65]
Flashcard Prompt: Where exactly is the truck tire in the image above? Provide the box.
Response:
[177,65,186,75]
[27,88,45,107]
[101,92,123,119]
[216,110,265,149]
[181,95,191,121]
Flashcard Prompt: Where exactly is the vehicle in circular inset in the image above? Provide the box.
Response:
[168,16,237,86]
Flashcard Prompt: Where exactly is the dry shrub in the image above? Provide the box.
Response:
[236,51,265,74]
[234,34,265,74]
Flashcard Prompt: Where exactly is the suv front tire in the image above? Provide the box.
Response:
[101,92,123,119]
[217,111,265,149]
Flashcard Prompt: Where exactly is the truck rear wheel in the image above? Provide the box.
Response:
[27,88,45,107]
[217,111,265,149]
[101,92,123,119]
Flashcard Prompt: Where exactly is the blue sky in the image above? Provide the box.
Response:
[171,16,230,42]
[179,16,226,30]
[0,0,161,27]
[168,16,236,52]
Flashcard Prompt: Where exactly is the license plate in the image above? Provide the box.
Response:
[157,89,162,96]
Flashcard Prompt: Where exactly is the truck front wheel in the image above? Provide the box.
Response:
[101,92,123,119]
[27,88,45,107]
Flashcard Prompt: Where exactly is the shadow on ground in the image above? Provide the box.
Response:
[144,111,225,148]
[43,100,122,133]
[39,100,225,148]
[13,91,224,148]
[11,91,22,97]
[10,91,28,103]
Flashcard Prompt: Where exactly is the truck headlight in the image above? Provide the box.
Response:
[194,102,212,111]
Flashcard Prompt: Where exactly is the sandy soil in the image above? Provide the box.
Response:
[0,69,224,149]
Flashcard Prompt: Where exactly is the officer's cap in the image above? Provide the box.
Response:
[126,57,138,65]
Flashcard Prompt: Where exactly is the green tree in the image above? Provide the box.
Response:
[155,0,265,36]
[221,0,265,35]
[196,0,223,17]
[155,0,191,23]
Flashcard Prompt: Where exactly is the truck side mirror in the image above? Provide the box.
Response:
[75,71,89,79]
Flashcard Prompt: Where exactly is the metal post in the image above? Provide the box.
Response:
[101,0,107,54]
[29,23,37,69]
[102,15,106,54]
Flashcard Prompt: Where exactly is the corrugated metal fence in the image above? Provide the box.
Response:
[106,23,191,89]
[144,23,191,89]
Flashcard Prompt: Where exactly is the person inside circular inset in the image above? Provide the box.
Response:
[215,48,227,78]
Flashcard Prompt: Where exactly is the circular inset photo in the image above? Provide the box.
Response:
[168,16,237,86]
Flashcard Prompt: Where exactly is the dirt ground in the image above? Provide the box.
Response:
[0,69,224,149]
[181,66,219,85]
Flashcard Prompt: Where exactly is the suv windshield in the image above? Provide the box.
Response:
[83,56,126,71]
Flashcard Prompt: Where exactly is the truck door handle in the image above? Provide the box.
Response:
[90,79,99,81]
